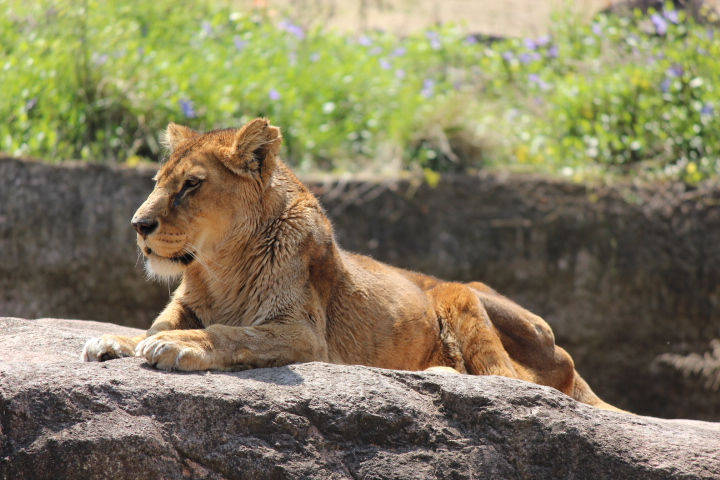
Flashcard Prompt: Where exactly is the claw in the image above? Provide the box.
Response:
[100,353,115,362]
[152,344,169,364]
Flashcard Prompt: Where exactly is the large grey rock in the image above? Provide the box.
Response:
[1,317,718,479]
[2,156,720,419]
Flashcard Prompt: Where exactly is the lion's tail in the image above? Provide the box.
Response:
[571,372,628,413]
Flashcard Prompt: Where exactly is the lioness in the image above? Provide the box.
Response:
[83,118,622,412]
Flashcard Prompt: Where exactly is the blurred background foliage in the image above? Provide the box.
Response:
[1,0,718,182]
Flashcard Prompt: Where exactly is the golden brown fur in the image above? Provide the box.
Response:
[82,118,623,412]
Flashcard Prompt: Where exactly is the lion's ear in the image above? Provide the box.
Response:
[163,123,199,150]
[222,118,282,181]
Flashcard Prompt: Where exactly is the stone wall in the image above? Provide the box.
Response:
[1,157,718,419]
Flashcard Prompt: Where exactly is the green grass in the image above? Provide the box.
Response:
[1,0,718,182]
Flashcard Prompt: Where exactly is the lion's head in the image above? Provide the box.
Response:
[132,118,283,280]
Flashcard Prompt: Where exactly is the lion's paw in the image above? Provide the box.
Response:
[81,335,137,362]
[135,332,211,371]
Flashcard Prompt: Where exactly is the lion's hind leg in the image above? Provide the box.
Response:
[466,282,574,388]
[429,282,520,378]
[466,281,626,412]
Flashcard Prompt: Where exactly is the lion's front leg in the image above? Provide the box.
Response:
[135,329,215,371]
[135,323,327,371]
[81,334,146,362]
[82,299,199,363]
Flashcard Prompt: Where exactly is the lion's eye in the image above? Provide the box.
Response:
[173,177,203,207]
[185,176,202,190]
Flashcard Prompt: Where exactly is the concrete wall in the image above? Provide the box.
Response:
[2,156,718,419]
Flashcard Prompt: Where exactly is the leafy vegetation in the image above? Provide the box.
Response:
[1,0,718,181]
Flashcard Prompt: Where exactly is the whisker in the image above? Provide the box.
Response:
[182,244,231,286]
[186,243,233,272]
[135,246,143,268]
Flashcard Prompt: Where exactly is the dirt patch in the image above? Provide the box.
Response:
[234,0,720,37]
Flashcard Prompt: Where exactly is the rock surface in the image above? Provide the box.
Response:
[1,317,719,480]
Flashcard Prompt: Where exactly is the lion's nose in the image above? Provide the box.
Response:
[131,217,159,237]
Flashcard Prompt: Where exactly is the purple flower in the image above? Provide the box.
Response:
[233,36,247,51]
[268,89,281,101]
[425,30,440,40]
[93,52,108,65]
[524,38,537,50]
[421,79,435,98]
[592,23,602,36]
[660,78,671,93]
[426,30,441,50]
[701,104,714,116]
[547,45,559,58]
[358,35,373,46]
[521,52,541,63]
[179,99,197,119]
[379,58,391,70]
[279,20,304,39]
[392,46,407,57]
[528,74,549,90]
[202,21,213,36]
[465,35,478,45]
[288,24,305,39]
[667,64,684,77]
[502,51,514,61]
[663,9,679,24]
[395,69,406,79]
[651,14,667,35]
[536,35,551,46]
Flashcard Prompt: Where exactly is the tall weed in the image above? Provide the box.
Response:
[1,0,717,181]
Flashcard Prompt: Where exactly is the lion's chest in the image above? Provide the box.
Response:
[189,293,268,328]
[183,271,303,328]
